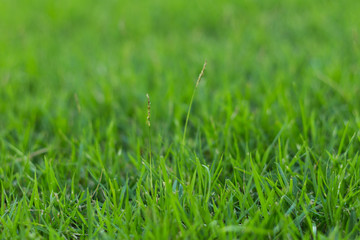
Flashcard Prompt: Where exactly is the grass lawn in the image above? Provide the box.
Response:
[1,0,360,239]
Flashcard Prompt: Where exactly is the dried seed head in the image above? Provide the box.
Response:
[196,60,207,87]
[146,93,151,127]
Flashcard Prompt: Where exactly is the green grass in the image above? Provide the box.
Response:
[1,0,360,239]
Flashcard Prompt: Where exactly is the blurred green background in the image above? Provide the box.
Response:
[1,0,360,178]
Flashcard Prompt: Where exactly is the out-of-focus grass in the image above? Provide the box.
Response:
[1,0,360,239]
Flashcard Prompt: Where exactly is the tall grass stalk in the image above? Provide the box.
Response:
[182,61,207,148]
[146,93,153,190]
